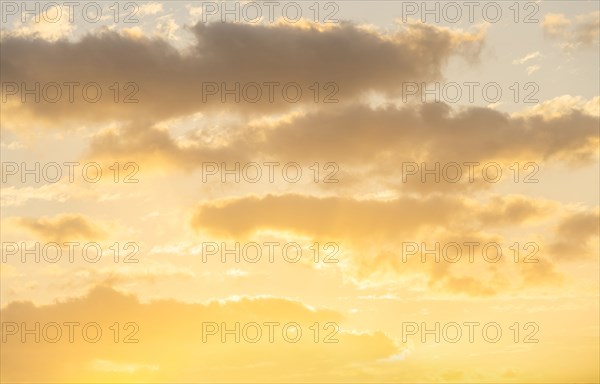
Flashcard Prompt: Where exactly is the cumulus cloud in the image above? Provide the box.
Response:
[187,193,591,297]
[0,4,76,42]
[0,285,399,382]
[1,21,485,130]
[542,12,600,50]
[547,209,600,261]
[1,4,598,382]
[138,3,164,16]
[542,13,572,37]
[11,214,108,243]
[189,193,554,241]
[85,100,599,193]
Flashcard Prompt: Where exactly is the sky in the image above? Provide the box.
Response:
[0,1,599,383]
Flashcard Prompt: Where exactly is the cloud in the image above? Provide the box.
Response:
[573,12,600,45]
[154,15,179,40]
[1,21,485,130]
[138,3,164,16]
[516,95,599,120]
[542,13,571,37]
[0,4,76,42]
[188,193,579,297]
[260,101,598,165]
[542,12,600,50]
[526,65,540,75]
[512,51,541,65]
[547,209,600,261]
[0,285,399,382]
[1,184,72,207]
[85,99,599,193]
[190,193,552,240]
[477,195,555,227]
[11,214,108,243]
[519,260,564,287]
[191,193,464,240]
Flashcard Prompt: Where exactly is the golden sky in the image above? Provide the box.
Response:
[1,1,599,383]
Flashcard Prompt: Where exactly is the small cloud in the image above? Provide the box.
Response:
[526,65,540,75]
[543,13,571,37]
[1,4,76,41]
[12,213,108,242]
[512,51,541,65]
[155,15,179,40]
[226,268,250,278]
[121,26,145,39]
[542,11,599,50]
[138,3,164,16]
[0,141,24,150]
[187,5,203,19]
